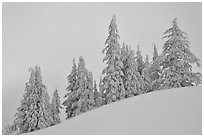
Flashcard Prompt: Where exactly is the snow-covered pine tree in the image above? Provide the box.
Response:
[152,18,202,90]
[51,88,62,125]
[93,80,98,95]
[93,80,104,108]
[99,76,106,100]
[144,55,150,68]
[81,70,95,112]
[74,57,95,114]
[63,57,94,118]
[122,44,146,97]
[14,66,54,134]
[2,123,17,135]
[3,124,12,135]
[63,58,79,119]
[135,45,145,75]
[65,58,78,94]
[153,44,158,62]
[141,55,152,92]
[101,15,126,104]
[121,42,129,62]
[148,44,162,90]
[151,44,161,80]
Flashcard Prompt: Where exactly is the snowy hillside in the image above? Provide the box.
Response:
[28,86,202,135]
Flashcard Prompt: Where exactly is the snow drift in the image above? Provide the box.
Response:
[29,86,202,135]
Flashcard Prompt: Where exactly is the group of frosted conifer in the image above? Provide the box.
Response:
[3,15,201,135]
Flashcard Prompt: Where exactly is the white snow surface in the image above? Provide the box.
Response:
[28,86,202,135]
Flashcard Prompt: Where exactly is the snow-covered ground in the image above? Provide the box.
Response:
[28,86,202,135]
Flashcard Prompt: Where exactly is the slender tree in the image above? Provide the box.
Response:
[93,80,104,108]
[51,88,62,125]
[148,44,162,90]
[99,76,106,100]
[101,15,126,104]
[144,55,150,68]
[142,55,152,92]
[135,45,145,75]
[63,58,78,119]
[153,44,158,62]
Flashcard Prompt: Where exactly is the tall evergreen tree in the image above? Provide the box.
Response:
[63,58,78,119]
[101,15,126,104]
[14,66,54,134]
[51,88,62,125]
[135,45,145,75]
[152,18,202,90]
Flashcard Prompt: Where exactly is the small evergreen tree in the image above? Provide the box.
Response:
[63,57,95,118]
[79,69,95,113]
[93,80,104,108]
[121,42,129,63]
[99,76,106,101]
[101,15,126,104]
[144,55,150,68]
[65,58,78,94]
[51,88,62,125]
[93,80,98,95]
[2,123,17,135]
[142,55,152,92]
[151,44,161,80]
[14,66,54,134]
[3,124,12,135]
[135,45,145,75]
[121,44,146,97]
[148,44,162,90]
[153,44,158,62]
[73,57,95,115]
[152,18,202,90]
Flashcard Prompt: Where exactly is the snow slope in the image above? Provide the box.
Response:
[29,86,202,135]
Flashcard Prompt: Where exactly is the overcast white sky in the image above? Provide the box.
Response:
[2,2,202,127]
